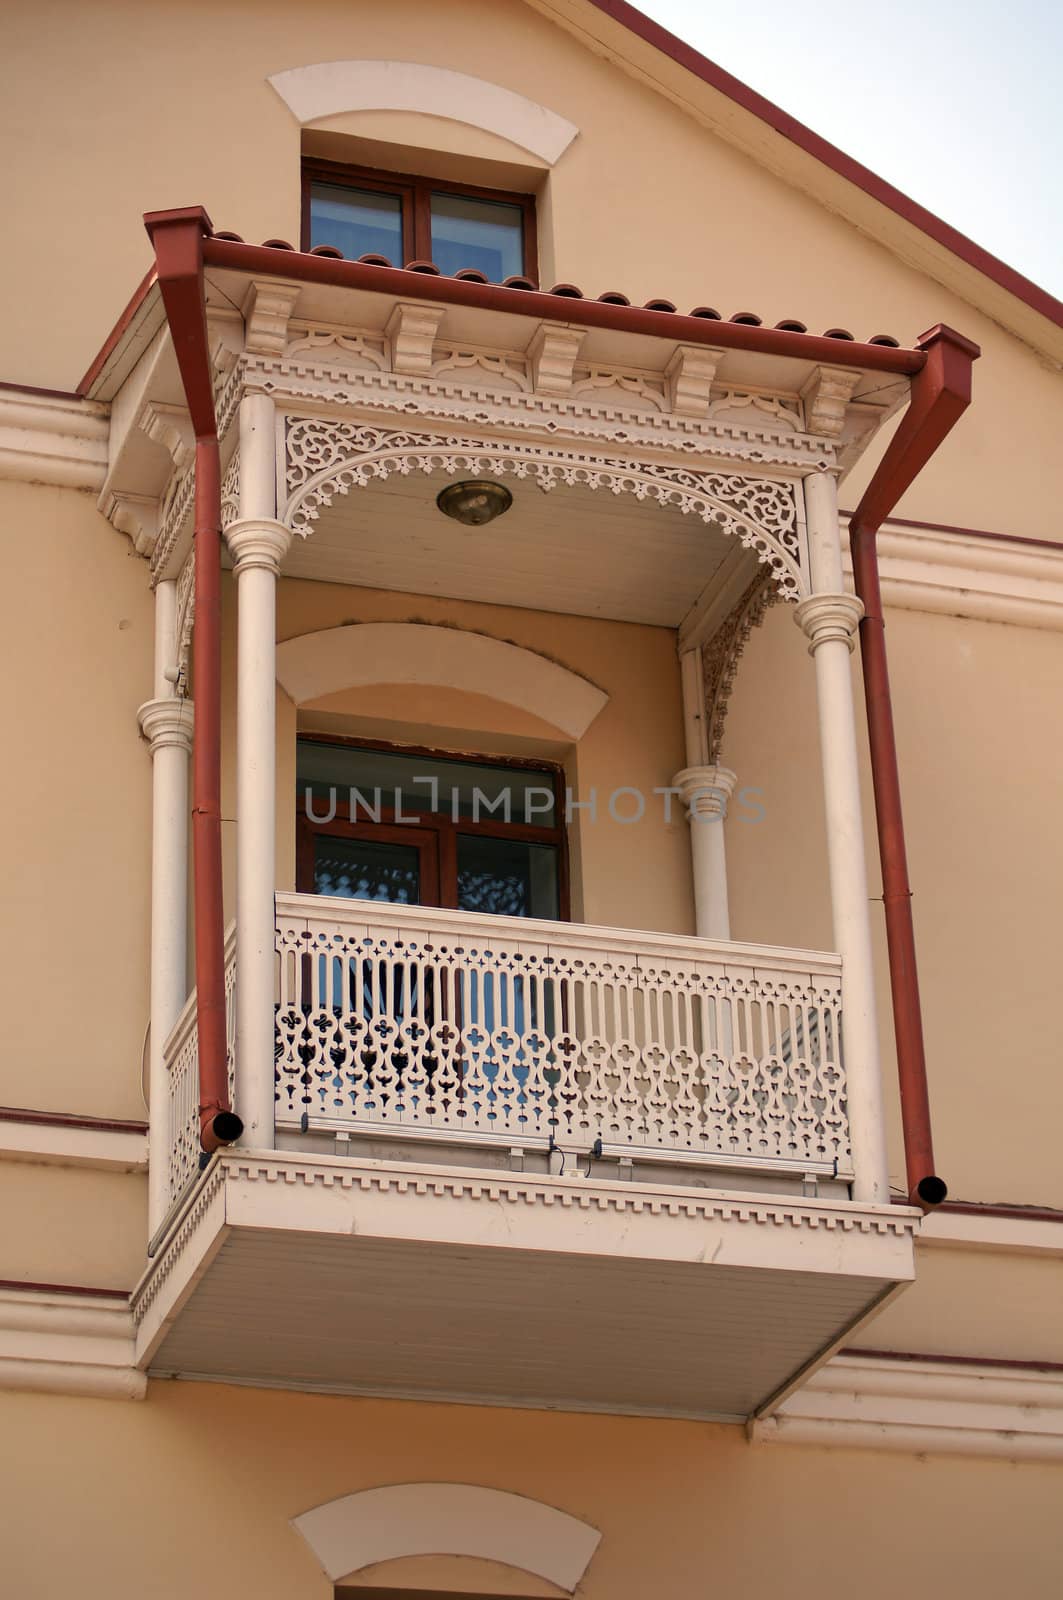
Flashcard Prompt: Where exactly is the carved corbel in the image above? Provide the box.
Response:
[386,301,445,375]
[241,279,303,357]
[665,344,724,418]
[801,365,862,438]
[139,402,194,472]
[526,323,585,396]
[103,490,159,557]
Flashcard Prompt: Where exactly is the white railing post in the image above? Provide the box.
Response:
[794,469,890,1204]
[674,644,736,940]
[138,578,194,1234]
[227,391,289,1149]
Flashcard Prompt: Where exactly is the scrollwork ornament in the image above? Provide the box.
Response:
[281,417,804,598]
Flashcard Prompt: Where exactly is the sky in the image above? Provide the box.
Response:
[635,0,1063,300]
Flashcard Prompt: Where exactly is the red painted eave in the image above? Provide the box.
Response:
[578,0,1063,332]
[76,264,159,397]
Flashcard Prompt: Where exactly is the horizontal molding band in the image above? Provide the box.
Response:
[841,519,1063,631]
[0,1110,148,1172]
[0,1288,143,1401]
[0,388,108,492]
[754,1352,1063,1461]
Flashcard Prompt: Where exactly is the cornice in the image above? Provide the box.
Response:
[0,1287,144,1401]
[0,388,109,493]
[0,1111,147,1173]
[754,1351,1063,1462]
[842,519,1063,631]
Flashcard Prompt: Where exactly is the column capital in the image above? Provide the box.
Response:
[673,764,737,820]
[794,593,864,654]
[225,517,292,575]
[137,696,194,756]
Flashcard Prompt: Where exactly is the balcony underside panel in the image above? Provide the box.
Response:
[135,1153,916,1421]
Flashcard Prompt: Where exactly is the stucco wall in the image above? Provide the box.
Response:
[725,599,1063,1208]
[0,478,154,1120]
[2,1382,1061,1597]
[4,0,1061,535]
[268,577,693,937]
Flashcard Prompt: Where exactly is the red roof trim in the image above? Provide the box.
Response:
[76,263,157,396]
[200,233,928,374]
[586,0,1063,330]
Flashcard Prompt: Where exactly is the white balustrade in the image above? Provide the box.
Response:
[273,894,850,1176]
[160,924,237,1224]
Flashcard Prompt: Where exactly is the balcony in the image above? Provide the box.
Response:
[133,899,917,1421]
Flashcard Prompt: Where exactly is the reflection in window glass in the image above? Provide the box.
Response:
[309,183,403,262]
[430,192,524,281]
[313,836,420,903]
[457,834,559,921]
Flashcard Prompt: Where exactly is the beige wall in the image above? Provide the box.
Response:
[269,577,692,935]
[1,0,1062,1539]
[3,1381,1062,1598]
[725,600,1063,1208]
[3,0,1060,535]
[0,478,154,1120]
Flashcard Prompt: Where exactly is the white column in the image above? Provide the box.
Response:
[228,392,290,1149]
[138,579,193,1235]
[794,470,889,1204]
[673,766,737,940]
[674,644,736,940]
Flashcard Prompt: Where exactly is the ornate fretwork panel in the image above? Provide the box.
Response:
[274,904,851,1172]
[219,450,241,531]
[174,549,195,683]
[280,417,805,599]
[702,573,780,762]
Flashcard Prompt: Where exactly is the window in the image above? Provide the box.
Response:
[302,159,537,283]
[297,738,567,920]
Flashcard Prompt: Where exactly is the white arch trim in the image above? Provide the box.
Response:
[292,1482,601,1589]
[268,60,579,165]
[276,622,608,742]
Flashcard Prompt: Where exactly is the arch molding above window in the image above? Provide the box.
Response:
[268,61,579,166]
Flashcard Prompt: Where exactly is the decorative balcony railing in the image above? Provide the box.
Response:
[161,923,237,1221]
[274,894,851,1178]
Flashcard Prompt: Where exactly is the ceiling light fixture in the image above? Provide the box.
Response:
[436,480,513,527]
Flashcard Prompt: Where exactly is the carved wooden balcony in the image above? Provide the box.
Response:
[134,900,917,1421]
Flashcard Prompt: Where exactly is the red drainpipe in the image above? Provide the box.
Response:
[143,206,242,1153]
[848,323,980,1208]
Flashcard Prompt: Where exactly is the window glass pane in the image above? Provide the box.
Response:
[309,182,403,262]
[298,741,557,827]
[430,192,524,281]
[313,835,420,903]
[457,835,559,920]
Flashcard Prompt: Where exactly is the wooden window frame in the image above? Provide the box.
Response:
[296,734,569,919]
[301,157,539,282]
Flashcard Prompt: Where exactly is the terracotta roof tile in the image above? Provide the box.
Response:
[234,235,906,347]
